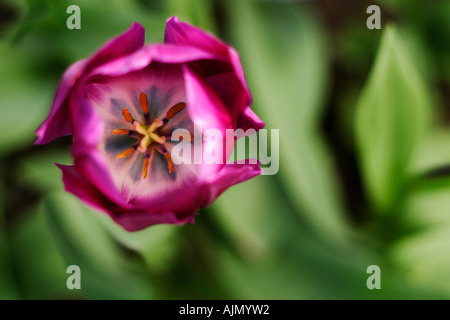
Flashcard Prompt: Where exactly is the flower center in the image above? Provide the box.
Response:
[111,92,188,179]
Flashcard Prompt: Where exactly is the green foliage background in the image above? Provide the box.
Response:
[1,0,450,299]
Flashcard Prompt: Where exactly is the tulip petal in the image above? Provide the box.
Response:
[111,210,195,232]
[183,64,232,131]
[57,163,194,232]
[90,44,223,78]
[35,60,87,145]
[57,163,119,212]
[87,63,186,121]
[207,72,265,131]
[35,22,145,145]
[165,17,263,131]
[183,64,235,174]
[203,161,262,206]
[165,17,229,60]
[86,22,145,73]
[74,152,133,208]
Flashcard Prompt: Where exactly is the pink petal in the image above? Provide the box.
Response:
[111,210,195,232]
[73,152,133,209]
[182,64,234,176]
[164,17,263,131]
[183,64,232,131]
[207,72,264,131]
[86,63,187,121]
[203,161,262,206]
[90,44,223,78]
[58,164,194,232]
[85,22,145,74]
[35,22,145,145]
[57,163,119,212]
[35,60,87,145]
[165,17,229,60]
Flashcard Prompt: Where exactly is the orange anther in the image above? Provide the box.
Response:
[122,108,133,123]
[179,133,194,141]
[142,157,150,179]
[164,152,174,174]
[166,102,186,120]
[139,92,149,114]
[112,129,130,135]
[116,148,135,159]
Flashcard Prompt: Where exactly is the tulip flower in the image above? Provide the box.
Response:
[35,17,264,231]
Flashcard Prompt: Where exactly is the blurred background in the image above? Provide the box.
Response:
[1,0,450,299]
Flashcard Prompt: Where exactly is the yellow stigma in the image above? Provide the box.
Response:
[132,119,165,153]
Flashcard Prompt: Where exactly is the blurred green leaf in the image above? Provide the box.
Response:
[0,42,54,155]
[211,173,436,299]
[10,205,78,299]
[98,214,179,273]
[225,0,350,243]
[16,148,71,192]
[164,0,216,33]
[210,172,366,299]
[410,128,450,175]
[0,174,19,299]
[401,127,450,229]
[43,192,153,300]
[355,25,431,213]
[389,225,450,296]
[402,179,450,231]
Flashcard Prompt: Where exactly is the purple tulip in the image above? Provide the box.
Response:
[35,17,264,231]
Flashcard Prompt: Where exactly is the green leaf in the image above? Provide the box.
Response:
[10,206,78,299]
[0,174,19,299]
[355,25,431,213]
[0,42,54,155]
[15,148,71,192]
[164,0,216,33]
[211,175,437,299]
[409,128,450,175]
[98,214,179,273]
[225,0,350,243]
[43,192,153,300]
[389,225,450,296]
[402,181,450,231]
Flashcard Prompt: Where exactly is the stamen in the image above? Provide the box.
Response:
[122,108,134,123]
[139,92,149,114]
[116,147,135,159]
[112,95,179,175]
[179,133,194,142]
[112,129,130,135]
[142,156,150,179]
[166,102,186,120]
[164,152,174,174]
